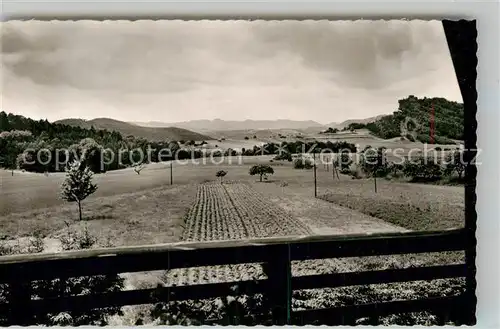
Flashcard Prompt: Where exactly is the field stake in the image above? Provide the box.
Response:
[170,161,173,185]
[313,152,317,198]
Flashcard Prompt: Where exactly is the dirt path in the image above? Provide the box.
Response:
[251,182,407,235]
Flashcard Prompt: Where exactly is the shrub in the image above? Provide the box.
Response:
[341,168,351,175]
[224,148,237,156]
[402,157,443,182]
[216,170,227,184]
[444,150,466,181]
[405,134,415,142]
[388,163,404,178]
[339,152,353,170]
[273,152,292,162]
[360,147,391,178]
[344,165,361,179]
[293,157,313,169]
[0,227,124,326]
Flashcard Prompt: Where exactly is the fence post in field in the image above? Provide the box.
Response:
[331,154,339,180]
[170,161,173,185]
[313,153,317,198]
[8,281,32,325]
[265,245,292,325]
[332,161,339,180]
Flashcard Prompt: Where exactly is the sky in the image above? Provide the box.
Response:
[1,19,463,124]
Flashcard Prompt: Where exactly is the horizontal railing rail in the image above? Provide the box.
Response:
[0,228,465,282]
[0,228,468,325]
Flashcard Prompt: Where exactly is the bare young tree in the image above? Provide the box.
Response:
[61,160,98,221]
[280,181,288,194]
[133,163,146,175]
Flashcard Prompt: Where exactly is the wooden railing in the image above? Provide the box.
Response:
[0,228,471,325]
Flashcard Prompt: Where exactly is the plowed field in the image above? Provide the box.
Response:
[153,181,462,326]
[182,182,312,241]
[164,182,323,288]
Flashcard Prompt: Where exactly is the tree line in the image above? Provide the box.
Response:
[0,112,204,173]
[1,111,359,174]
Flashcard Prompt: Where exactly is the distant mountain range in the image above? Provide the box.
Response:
[53,116,389,141]
[132,119,325,132]
[53,96,462,144]
[133,117,387,132]
[55,118,213,141]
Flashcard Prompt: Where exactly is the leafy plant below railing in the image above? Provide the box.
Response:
[0,226,124,326]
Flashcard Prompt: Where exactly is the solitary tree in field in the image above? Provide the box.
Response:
[216,170,227,184]
[61,160,98,221]
[249,164,274,182]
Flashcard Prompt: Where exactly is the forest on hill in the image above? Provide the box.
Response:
[0,112,358,174]
[0,111,196,173]
[55,118,212,142]
[346,96,464,144]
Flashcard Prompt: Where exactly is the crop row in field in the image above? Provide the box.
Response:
[182,182,311,241]
[163,182,322,290]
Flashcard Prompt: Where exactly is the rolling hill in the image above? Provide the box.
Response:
[361,96,464,143]
[55,118,213,142]
[325,115,387,130]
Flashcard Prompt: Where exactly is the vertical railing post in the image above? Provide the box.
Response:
[8,280,32,325]
[443,19,477,325]
[170,161,173,185]
[265,244,292,325]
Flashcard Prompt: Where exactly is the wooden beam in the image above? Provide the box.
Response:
[0,229,466,283]
[0,264,466,317]
[0,279,266,316]
[292,294,465,325]
[289,228,465,261]
[293,264,466,290]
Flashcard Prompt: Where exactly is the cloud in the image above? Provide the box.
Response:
[1,20,462,123]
